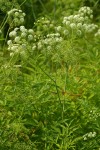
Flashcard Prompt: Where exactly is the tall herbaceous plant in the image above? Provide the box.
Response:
[0,5,100,150]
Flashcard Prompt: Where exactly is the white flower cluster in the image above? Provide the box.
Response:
[83,23,98,33]
[34,17,55,36]
[45,33,63,44]
[79,6,93,19]
[7,26,35,56]
[62,6,98,36]
[83,131,96,140]
[7,8,26,27]
[89,109,100,120]
[36,17,50,25]
[35,17,54,29]
[95,29,100,37]
[35,33,63,51]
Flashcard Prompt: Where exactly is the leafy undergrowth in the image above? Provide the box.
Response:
[0,5,100,150]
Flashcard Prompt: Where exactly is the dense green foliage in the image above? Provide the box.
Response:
[0,1,100,150]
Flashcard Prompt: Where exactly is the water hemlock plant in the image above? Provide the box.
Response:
[0,5,100,150]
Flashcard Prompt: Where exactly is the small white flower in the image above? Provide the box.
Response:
[83,9,87,14]
[94,24,98,29]
[20,50,26,56]
[28,35,33,41]
[76,30,82,36]
[28,29,34,34]
[21,32,27,38]
[19,10,22,13]
[7,40,12,46]
[37,42,42,49]
[21,44,27,49]
[44,20,50,24]
[15,49,20,53]
[47,46,51,50]
[32,45,36,50]
[8,9,17,15]
[14,27,19,31]
[87,29,92,33]
[10,52,14,57]
[80,13,85,17]
[79,7,84,12]
[9,31,17,37]
[73,15,80,21]
[14,36,20,43]
[98,29,100,32]
[20,26,26,32]
[23,13,26,16]
[87,132,93,138]
[79,16,84,22]
[20,17,24,23]
[65,21,70,26]
[55,37,60,42]
[63,30,69,35]
[11,45,18,51]
[8,47,11,51]
[63,17,68,21]
[83,137,87,140]
[84,16,89,22]
[14,12,19,17]
[47,34,50,38]
[12,8,18,12]
[90,24,96,31]
[70,23,76,29]
[43,39,47,45]
[77,23,82,28]
[56,26,62,31]
[90,14,93,19]
[87,9,92,15]
[83,23,87,30]
[20,27,27,33]
[7,10,12,15]
[20,26,25,29]
[59,37,63,41]
[55,33,60,37]
[14,18,19,24]
[63,19,67,24]
[68,15,74,21]
[49,24,54,28]
[92,132,96,137]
